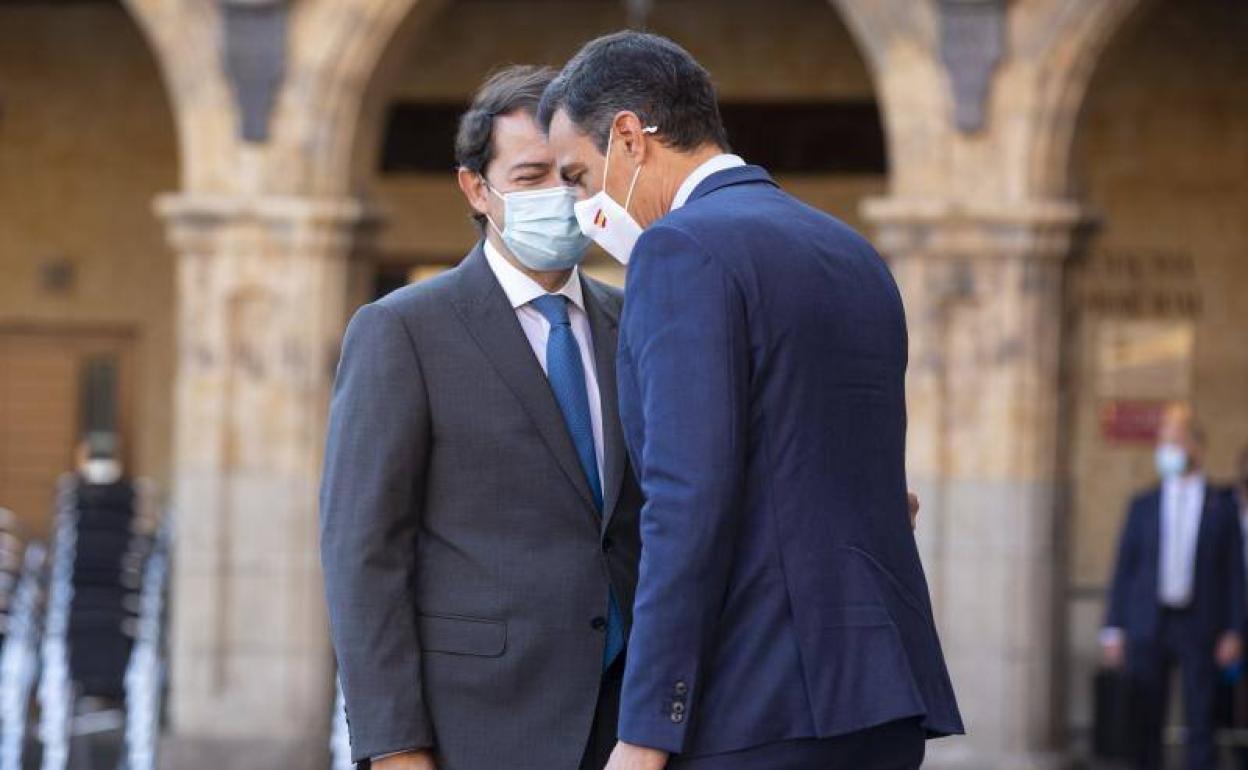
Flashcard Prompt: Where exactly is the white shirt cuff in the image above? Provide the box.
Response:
[1099,627,1125,646]
[372,749,422,762]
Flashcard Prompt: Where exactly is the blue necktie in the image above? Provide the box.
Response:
[530,294,625,670]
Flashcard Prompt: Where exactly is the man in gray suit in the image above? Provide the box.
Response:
[320,66,642,770]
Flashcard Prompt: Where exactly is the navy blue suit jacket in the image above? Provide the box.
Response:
[615,165,964,757]
[1105,483,1245,647]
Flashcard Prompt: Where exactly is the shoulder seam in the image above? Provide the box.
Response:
[370,301,432,389]
[644,222,748,299]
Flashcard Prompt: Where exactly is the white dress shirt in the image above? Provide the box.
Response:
[483,240,606,486]
[1159,473,1206,608]
[671,153,747,211]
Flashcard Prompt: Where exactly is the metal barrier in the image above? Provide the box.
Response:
[24,474,169,770]
[0,543,47,770]
[123,516,170,770]
[37,477,79,770]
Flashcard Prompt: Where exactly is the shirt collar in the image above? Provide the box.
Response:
[671,154,747,211]
[483,239,584,312]
[1163,473,1206,496]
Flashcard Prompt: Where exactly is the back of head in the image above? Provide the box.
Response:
[538,31,729,153]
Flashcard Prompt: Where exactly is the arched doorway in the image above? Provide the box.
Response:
[0,1,178,540]
[0,0,180,764]
[1062,0,1248,754]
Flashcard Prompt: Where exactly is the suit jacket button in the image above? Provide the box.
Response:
[671,701,686,714]
[602,537,614,553]
[670,711,685,724]
[591,616,607,630]
[674,681,688,695]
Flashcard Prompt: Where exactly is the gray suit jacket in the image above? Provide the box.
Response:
[320,244,642,769]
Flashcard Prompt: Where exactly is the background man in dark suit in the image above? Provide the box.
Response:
[320,66,643,770]
[1102,403,1245,770]
[540,31,963,770]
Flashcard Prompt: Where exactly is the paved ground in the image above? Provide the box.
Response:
[19,731,123,770]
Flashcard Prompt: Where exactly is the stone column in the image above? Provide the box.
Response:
[865,197,1090,770]
[156,193,378,770]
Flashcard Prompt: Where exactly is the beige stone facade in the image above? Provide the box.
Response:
[0,0,1244,767]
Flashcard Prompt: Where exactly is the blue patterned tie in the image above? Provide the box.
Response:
[530,294,625,670]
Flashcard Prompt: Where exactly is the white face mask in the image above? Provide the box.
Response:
[82,458,123,485]
[574,126,657,265]
[486,184,590,272]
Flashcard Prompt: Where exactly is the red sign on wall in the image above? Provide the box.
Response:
[1100,400,1167,444]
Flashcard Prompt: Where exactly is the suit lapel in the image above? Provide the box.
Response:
[1195,482,1216,561]
[583,278,626,530]
[449,247,601,520]
[1146,490,1162,565]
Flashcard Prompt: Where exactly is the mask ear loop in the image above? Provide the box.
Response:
[480,174,506,221]
[621,126,658,213]
[479,174,512,253]
[485,214,505,239]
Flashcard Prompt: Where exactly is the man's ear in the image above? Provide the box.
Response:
[457,167,491,218]
[612,111,651,163]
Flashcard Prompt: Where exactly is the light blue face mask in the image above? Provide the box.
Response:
[486,184,591,272]
[1155,443,1188,479]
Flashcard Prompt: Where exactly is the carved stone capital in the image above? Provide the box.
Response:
[155,192,384,256]
[863,195,1096,262]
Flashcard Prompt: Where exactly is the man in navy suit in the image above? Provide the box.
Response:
[1102,403,1245,770]
[540,31,963,770]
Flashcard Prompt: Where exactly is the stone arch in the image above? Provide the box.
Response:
[286,0,889,202]
[831,0,939,197]
[267,0,446,198]
[836,0,1148,207]
[121,0,448,199]
[1023,0,1146,200]
[119,0,236,192]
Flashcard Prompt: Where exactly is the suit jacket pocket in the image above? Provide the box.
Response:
[417,613,507,657]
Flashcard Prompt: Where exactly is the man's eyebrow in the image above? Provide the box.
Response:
[508,161,551,175]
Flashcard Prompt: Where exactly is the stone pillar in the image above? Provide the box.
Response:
[865,197,1089,770]
[156,194,378,770]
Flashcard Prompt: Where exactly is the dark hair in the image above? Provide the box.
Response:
[456,65,557,230]
[538,31,729,154]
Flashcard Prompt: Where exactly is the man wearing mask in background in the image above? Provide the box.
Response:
[1102,403,1245,770]
[540,31,961,770]
[75,432,125,486]
[320,65,643,770]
